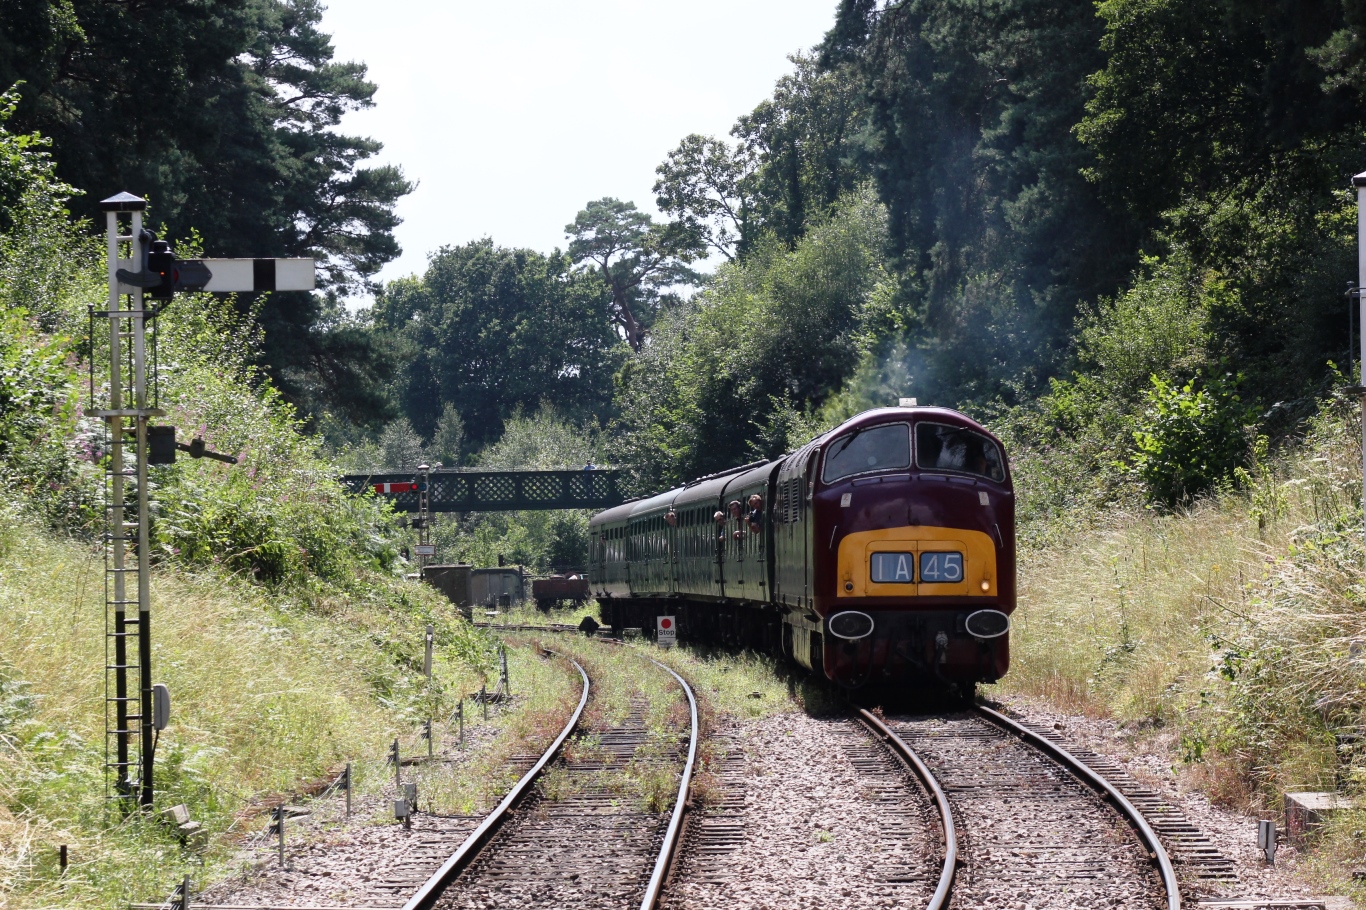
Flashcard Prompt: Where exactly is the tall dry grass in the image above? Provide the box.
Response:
[1005,501,1259,716]
[0,508,491,910]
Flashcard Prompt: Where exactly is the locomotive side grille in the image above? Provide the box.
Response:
[780,477,799,523]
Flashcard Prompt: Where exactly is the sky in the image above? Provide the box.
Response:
[320,0,839,297]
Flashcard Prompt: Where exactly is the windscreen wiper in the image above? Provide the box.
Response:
[834,427,863,456]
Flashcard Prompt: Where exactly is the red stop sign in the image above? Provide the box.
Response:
[660,618,673,630]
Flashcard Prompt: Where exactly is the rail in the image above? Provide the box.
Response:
[640,658,700,910]
[400,652,590,910]
[974,704,1181,910]
[854,708,957,910]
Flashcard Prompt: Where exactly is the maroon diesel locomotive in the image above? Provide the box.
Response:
[587,405,1016,690]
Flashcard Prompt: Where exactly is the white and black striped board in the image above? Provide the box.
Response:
[184,258,315,292]
[114,257,315,294]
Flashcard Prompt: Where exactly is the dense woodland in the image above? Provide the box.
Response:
[4,0,1366,588]
[10,0,1366,518]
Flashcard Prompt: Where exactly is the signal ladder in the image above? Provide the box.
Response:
[96,192,161,809]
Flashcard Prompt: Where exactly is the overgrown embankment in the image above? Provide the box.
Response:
[997,394,1366,897]
[0,105,494,910]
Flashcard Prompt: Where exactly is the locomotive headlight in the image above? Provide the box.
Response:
[980,580,990,591]
[964,609,1010,639]
[829,611,875,640]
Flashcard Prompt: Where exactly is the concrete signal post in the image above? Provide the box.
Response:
[95,191,314,811]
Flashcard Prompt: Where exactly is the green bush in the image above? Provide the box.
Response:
[1131,373,1248,506]
[993,254,1240,536]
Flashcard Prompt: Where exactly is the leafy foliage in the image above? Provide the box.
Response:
[0,86,99,331]
[373,239,625,450]
[612,188,892,490]
[822,0,1132,403]
[653,53,868,258]
[1075,0,1360,227]
[1,0,410,293]
[733,52,869,247]
[0,1,412,425]
[654,134,757,260]
[1131,374,1249,506]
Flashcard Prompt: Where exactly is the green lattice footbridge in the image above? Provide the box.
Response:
[338,469,627,512]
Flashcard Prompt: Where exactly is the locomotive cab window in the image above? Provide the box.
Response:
[822,423,911,483]
[915,422,1006,482]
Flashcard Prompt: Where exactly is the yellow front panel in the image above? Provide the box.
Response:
[837,525,996,598]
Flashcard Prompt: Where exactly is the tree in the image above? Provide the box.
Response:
[429,403,465,466]
[1070,0,1363,412]
[1076,0,1358,226]
[653,134,757,260]
[612,190,890,489]
[820,0,1134,402]
[732,52,869,246]
[372,239,624,451]
[0,0,412,423]
[565,198,704,351]
[377,417,427,470]
[0,86,92,331]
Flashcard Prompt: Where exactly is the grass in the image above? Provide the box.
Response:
[481,596,598,629]
[0,508,495,910]
[507,633,693,814]
[412,645,578,816]
[998,500,1252,720]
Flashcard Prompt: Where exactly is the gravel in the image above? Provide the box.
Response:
[432,698,677,910]
[197,710,511,909]
[201,806,477,908]
[195,679,1351,910]
[890,710,1164,910]
[662,713,939,910]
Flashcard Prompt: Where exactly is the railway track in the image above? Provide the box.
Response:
[861,703,1182,910]
[402,650,698,910]
[855,710,957,909]
[180,631,1200,910]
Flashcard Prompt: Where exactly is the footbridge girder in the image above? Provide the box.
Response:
[339,469,627,512]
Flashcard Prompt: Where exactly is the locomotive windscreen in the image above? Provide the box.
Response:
[915,423,1006,482]
[822,423,911,482]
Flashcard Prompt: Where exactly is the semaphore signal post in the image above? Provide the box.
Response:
[94,191,314,811]
[1354,171,1366,562]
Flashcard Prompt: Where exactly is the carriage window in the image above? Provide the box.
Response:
[822,424,911,483]
[915,422,1006,482]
